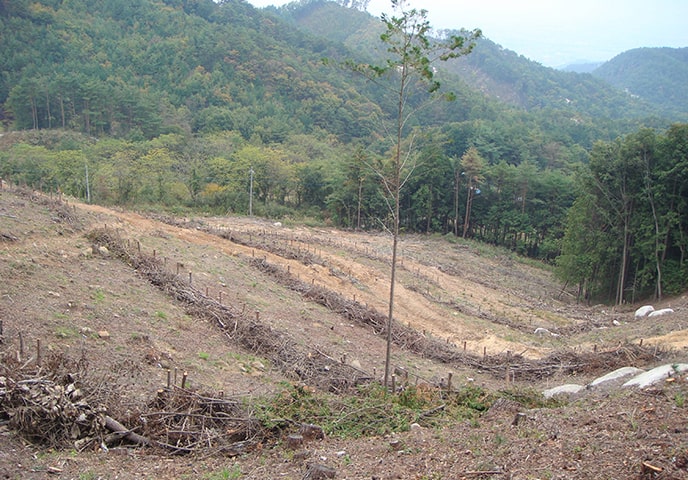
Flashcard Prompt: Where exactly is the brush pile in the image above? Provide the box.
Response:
[0,353,108,450]
[0,350,272,455]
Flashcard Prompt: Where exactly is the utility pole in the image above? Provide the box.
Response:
[249,167,254,216]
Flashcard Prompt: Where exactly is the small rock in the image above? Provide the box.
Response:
[98,246,109,256]
[389,439,404,451]
[97,330,110,339]
[48,291,61,298]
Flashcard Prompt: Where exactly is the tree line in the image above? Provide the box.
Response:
[556,124,688,303]
[3,122,687,304]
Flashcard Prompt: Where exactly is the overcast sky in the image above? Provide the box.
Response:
[246,0,688,68]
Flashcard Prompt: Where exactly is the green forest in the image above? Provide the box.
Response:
[1,0,688,305]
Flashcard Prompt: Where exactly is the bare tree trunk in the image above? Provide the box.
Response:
[453,167,460,236]
[31,96,38,129]
[357,177,363,230]
[59,94,65,128]
[462,184,474,238]
[45,90,51,129]
[616,214,630,305]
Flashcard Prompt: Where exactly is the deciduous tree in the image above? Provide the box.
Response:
[351,0,480,387]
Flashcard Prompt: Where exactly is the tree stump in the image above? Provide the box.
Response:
[303,463,336,480]
[286,434,303,450]
[300,423,325,441]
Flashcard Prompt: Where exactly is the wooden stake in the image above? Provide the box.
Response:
[166,369,171,388]
[36,339,41,367]
[447,372,453,392]
[181,371,188,389]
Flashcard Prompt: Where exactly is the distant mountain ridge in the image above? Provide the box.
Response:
[277,1,686,121]
[560,62,604,73]
[591,47,688,116]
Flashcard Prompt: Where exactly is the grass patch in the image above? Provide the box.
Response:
[201,464,242,480]
[198,351,210,361]
[54,326,79,338]
[91,288,105,303]
[254,383,554,440]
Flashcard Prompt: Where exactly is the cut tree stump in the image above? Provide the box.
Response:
[302,463,336,479]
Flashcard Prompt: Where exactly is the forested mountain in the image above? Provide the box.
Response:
[276,0,685,122]
[592,47,688,118]
[1,0,688,304]
[1,0,683,141]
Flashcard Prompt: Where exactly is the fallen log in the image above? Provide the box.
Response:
[104,416,151,446]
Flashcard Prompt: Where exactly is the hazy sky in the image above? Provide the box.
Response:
[246,0,688,68]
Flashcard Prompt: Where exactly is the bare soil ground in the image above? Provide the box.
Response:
[1,185,688,479]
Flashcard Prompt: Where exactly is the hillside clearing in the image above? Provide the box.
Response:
[1,186,688,479]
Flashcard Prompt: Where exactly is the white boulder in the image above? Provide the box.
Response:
[588,367,645,389]
[634,305,654,318]
[648,308,674,318]
[543,384,584,399]
[623,363,688,389]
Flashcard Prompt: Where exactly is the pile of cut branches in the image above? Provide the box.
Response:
[0,352,109,450]
[141,387,264,455]
[0,349,272,455]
